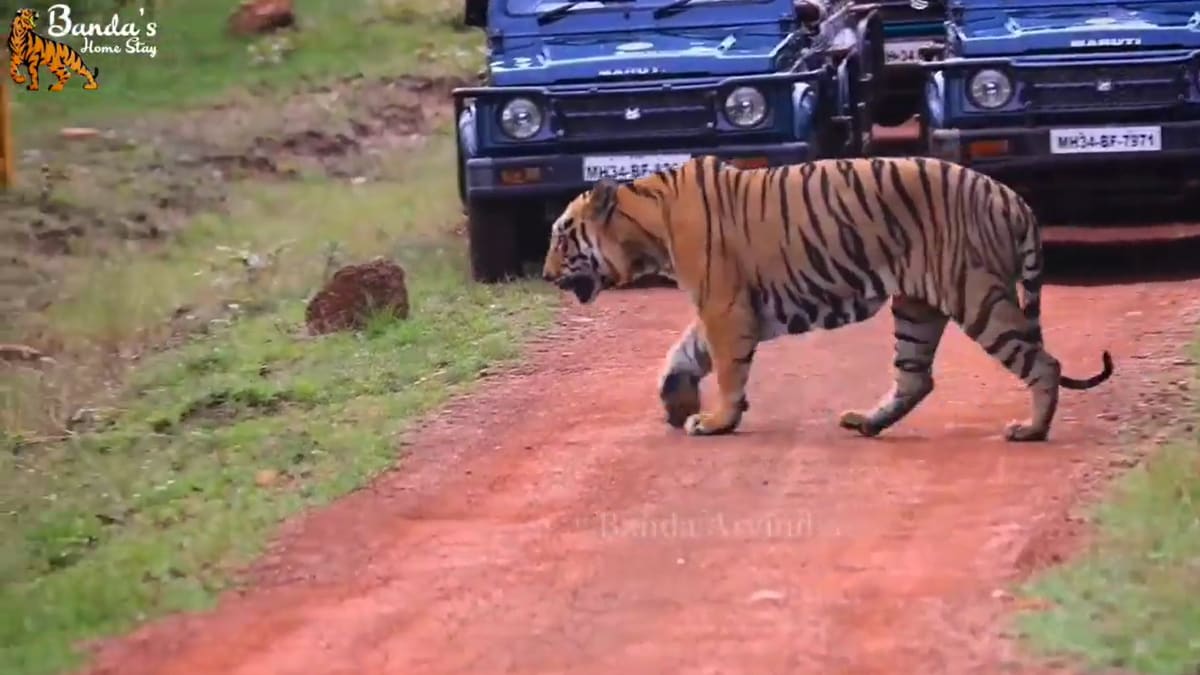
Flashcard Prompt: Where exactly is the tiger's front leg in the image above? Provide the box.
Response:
[659,319,711,428]
[683,299,757,436]
[9,55,26,85]
[25,63,39,91]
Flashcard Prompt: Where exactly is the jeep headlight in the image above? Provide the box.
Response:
[723,86,767,128]
[967,69,1014,109]
[499,97,543,139]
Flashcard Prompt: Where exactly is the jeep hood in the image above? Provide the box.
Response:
[955,3,1200,56]
[488,28,792,86]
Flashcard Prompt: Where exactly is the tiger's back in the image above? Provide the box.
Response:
[667,155,1039,333]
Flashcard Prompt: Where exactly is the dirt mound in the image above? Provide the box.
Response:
[187,75,464,181]
[305,258,409,335]
[1,74,465,329]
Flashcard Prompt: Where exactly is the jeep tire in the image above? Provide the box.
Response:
[467,197,522,283]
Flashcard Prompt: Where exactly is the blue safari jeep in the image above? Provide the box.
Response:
[923,0,1200,221]
[454,0,883,282]
[824,0,948,150]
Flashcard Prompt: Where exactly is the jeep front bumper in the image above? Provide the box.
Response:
[928,119,1200,180]
[463,142,814,200]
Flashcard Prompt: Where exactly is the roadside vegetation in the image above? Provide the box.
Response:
[0,2,555,674]
[1015,344,1200,674]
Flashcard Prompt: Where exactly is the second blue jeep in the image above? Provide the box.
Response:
[454,0,882,282]
[923,0,1200,221]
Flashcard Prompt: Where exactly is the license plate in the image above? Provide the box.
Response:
[582,153,692,182]
[884,39,934,64]
[1048,126,1162,154]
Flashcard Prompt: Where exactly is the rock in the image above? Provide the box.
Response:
[305,257,409,335]
[749,589,787,604]
[254,469,279,488]
[228,0,295,36]
[59,127,100,140]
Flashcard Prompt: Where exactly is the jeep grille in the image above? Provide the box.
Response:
[1023,63,1186,111]
[555,90,713,139]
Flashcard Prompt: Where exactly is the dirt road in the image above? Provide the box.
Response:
[85,269,1200,675]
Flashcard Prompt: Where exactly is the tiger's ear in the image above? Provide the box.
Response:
[585,179,620,223]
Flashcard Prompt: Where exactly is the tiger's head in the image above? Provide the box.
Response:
[542,178,672,304]
[11,8,38,33]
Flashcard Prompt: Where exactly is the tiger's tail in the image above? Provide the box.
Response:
[1016,199,1114,390]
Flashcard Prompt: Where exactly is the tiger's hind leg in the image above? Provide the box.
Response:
[76,63,99,90]
[47,62,70,92]
[960,286,1061,442]
[839,296,948,437]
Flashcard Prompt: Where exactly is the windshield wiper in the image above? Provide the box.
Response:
[537,0,636,26]
[652,0,697,19]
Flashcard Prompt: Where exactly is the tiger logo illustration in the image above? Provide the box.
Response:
[7,8,100,91]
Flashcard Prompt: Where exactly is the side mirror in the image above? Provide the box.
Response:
[794,0,825,24]
[464,0,487,28]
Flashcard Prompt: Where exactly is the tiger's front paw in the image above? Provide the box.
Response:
[1003,419,1048,442]
[683,408,742,436]
[659,371,701,428]
[26,83,37,91]
[838,410,882,437]
[11,74,26,84]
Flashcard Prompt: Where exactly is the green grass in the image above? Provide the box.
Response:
[0,283,551,675]
[40,131,478,347]
[0,133,556,675]
[6,0,478,134]
[1015,352,1200,674]
[0,2,561,671]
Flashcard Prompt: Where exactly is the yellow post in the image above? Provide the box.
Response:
[0,75,12,189]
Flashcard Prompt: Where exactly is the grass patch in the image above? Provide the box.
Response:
[0,3,562,672]
[1015,359,1200,674]
[0,133,556,675]
[37,131,472,349]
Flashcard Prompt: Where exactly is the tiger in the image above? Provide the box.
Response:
[541,155,1113,441]
[8,8,100,92]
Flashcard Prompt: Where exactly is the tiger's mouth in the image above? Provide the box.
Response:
[557,272,613,304]
[558,274,598,304]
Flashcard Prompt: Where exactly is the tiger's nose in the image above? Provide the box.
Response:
[542,271,554,282]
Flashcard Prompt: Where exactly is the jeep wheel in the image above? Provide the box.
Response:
[466,198,522,283]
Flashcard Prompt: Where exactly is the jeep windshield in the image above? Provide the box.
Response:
[506,0,769,15]
[955,0,1185,8]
